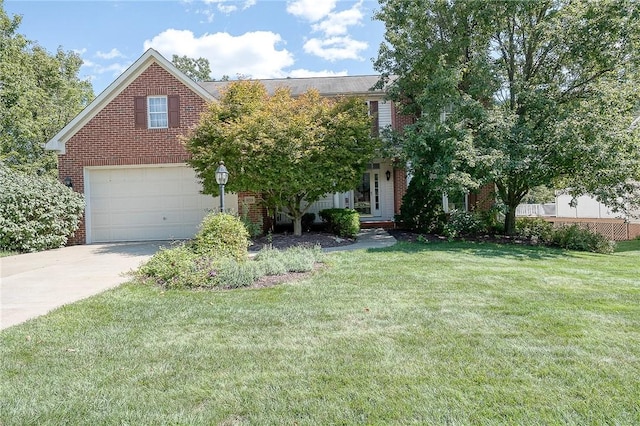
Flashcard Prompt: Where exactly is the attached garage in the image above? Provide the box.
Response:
[85,165,234,243]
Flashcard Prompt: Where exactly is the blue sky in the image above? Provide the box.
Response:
[5,0,386,94]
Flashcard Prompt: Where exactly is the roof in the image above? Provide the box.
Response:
[199,75,386,99]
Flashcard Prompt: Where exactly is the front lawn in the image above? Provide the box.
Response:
[1,240,639,424]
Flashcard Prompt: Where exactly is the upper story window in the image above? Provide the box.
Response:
[134,95,180,129]
[148,96,168,128]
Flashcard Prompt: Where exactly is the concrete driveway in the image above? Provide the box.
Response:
[1,242,164,330]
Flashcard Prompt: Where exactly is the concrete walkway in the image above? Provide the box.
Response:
[0,229,396,331]
[324,228,397,252]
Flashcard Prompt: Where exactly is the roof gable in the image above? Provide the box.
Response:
[45,48,213,154]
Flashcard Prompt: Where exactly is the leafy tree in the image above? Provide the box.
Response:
[0,2,94,175]
[171,54,212,82]
[374,0,640,234]
[186,80,378,236]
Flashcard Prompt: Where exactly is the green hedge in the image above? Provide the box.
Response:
[0,166,85,252]
[319,208,360,238]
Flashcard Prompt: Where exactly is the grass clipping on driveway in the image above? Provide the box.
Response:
[2,240,640,424]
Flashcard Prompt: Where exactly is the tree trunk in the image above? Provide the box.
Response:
[504,204,518,235]
[293,217,303,236]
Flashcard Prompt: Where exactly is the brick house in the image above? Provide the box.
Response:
[45,49,416,244]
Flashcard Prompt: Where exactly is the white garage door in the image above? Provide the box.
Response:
[86,165,236,243]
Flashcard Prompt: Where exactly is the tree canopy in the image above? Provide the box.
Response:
[1,2,94,175]
[185,80,378,236]
[374,0,640,234]
[171,54,212,82]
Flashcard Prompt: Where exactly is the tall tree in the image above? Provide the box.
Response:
[171,54,212,82]
[374,0,640,234]
[186,80,378,236]
[0,2,94,175]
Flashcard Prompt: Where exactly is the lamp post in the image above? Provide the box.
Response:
[215,161,229,213]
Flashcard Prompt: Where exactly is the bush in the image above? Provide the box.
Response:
[443,210,485,240]
[193,212,249,260]
[515,217,555,243]
[550,224,615,254]
[319,208,360,238]
[135,243,223,290]
[0,166,85,252]
[137,242,324,290]
[397,173,447,233]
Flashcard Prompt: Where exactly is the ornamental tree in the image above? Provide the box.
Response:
[374,0,640,234]
[185,80,377,236]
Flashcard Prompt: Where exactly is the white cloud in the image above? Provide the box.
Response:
[303,36,368,61]
[312,3,364,36]
[288,68,348,78]
[143,29,295,79]
[203,0,256,12]
[95,48,124,60]
[286,0,336,22]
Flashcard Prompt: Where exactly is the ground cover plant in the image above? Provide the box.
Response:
[1,240,639,424]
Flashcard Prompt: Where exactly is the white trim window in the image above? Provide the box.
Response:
[148,96,168,129]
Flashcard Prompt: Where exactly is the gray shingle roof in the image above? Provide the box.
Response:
[198,75,386,99]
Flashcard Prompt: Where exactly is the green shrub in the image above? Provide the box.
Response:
[0,166,85,252]
[319,208,360,238]
[443,210,485,240]
[515,217,555,243]
[193,212,249,260]
[136,244,214,290]
[397,171,447,233]
[550,224,615,254]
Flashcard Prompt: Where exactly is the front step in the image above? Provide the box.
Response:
[360,221,396,230]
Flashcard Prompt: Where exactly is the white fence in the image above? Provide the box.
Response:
[516,203,556,217]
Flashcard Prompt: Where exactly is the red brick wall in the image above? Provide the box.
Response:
[393,169,407,215]
[238,191,268,232]
[58,62,209,244]
[468,183,496,211]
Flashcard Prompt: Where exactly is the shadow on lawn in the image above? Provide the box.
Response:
[369,240,568,260]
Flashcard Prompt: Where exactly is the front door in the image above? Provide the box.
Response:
[354,170,381,217]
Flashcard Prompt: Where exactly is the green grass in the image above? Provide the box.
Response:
[2,240,639,424]
[0,250,19,257]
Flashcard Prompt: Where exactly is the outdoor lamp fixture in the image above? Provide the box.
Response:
[215,161,229,212]
[64,176,73,188]
[386,170,391,181]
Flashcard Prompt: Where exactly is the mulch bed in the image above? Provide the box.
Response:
[249,231,355,252]
[248,228,536,252]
